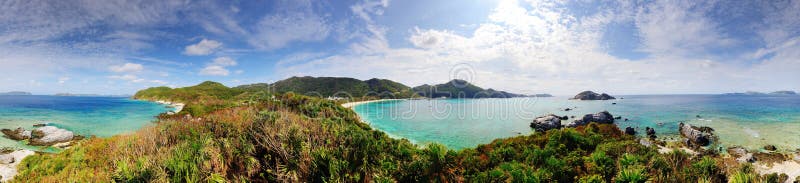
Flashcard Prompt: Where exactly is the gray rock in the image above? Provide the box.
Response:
[1,128,31,140]
[0,154,14,164]
[645,127,657,139]
[530,114,563,132]
[728,147,756,163]
[567,111,615,127]
[639,138,652,147]
[572,91,615,100]
[679,123,713,147]
[29,126,74,146]
[624,126,636,135]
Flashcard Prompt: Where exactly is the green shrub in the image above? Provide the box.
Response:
[615,167,648,183]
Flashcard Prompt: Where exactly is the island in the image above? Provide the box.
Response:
[412,79,525,98]
[0,91,31,96]
[723,91,797,96]
[571,90,615,100]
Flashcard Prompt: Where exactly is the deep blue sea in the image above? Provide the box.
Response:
[0,95,171,150]
[354,95,800,150]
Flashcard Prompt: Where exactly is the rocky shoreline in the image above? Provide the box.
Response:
[530,111,800,182]
[0,124,86,182]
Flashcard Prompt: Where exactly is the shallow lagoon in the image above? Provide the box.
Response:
[0,95,171,150]
[354,95,800,150]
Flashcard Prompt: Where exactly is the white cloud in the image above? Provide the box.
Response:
[150,80,168,85]
[633,0,732,57]
[199,57,237,76]
[248,0,330,50]
[274,0,800,95]
[58,77,70,84]
[200,65,230,76]
[109,63,144,73]
[211,57,237,66]
[110,74,139,81]
[184,39,223,56]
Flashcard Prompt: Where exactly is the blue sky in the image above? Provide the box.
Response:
[0,0,798,95]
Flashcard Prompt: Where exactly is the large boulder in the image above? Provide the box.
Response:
[530,114,563,132]
[566,111,615,127]
[29,126,74,146]
[679,123,713,147]
[1,128,31,140]
[572,91,616,100]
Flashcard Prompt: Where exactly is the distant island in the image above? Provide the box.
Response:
[0,91,31,96]
[530,94,553,97]
[723,91,797,96]
[571,90,615,100]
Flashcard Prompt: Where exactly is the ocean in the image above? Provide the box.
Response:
[0,95,172,151]
[353,95,800,150]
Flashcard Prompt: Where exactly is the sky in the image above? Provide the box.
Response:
[0,0,798,95]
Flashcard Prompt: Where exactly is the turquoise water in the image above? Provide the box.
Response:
[354,95,800,150]
[0,95,172,150]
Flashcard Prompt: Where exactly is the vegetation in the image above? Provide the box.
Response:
[234,76,418,98]
[412,79,526,98]
[12,81,792,182]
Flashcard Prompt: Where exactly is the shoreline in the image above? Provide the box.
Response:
[341,99,404,108]
[152,100,185,114]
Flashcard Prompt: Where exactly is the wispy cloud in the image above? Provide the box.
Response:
[184,39,223,56]
[109,63,144,73]
[199,57,238,76]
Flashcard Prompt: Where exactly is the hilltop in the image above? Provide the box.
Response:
[235,76,417,98]
[412,79,526,98]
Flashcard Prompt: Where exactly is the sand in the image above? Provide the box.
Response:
[755,159,800,183]
[0,149,35,182]
[341,99,403,108]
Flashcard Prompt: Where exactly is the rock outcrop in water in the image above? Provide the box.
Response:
[679,123,714,147]
[530,114,563,132]
[624,127,636,135]
[530,111,619,132]
[566,111,614,127]
[645,127,657,139]
[1,128,31,140]
[571,91,615,100]
[29,126,75,146]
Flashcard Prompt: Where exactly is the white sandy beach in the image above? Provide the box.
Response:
[154,100,185,113]
[0,149,35,182]
[341,99,403,108]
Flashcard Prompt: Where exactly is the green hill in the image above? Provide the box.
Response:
[412,79,526,98]
[134,81,243,102]
[234,76,417,99]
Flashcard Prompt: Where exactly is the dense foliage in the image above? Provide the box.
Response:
[234,76,418,99]
[412,79,526,98]
[13,82,792,182]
